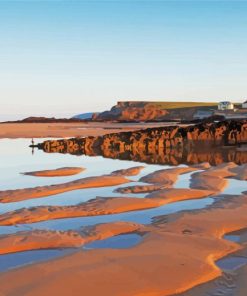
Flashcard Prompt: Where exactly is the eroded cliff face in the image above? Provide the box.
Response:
[92,101,217,122]
[37,120,247,166]
[92,102,168,121]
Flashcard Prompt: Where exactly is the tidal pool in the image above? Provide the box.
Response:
[0,138,244,271]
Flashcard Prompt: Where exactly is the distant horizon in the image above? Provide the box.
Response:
[0,98,244,122]
[1,1,247,121]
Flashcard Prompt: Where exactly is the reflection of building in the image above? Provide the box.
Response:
[218,101,234,110]
[242,100,247,109]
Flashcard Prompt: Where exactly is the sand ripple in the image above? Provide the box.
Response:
[0,175,130,203]
[1,194,247,295]
[0,222,142,255]
[0,188,214,226]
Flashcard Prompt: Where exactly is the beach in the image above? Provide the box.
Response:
[0,121,246,296]
[2,0,247,294]
[0,122,171,139]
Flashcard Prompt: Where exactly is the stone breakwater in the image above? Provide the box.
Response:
[37,120,247,165]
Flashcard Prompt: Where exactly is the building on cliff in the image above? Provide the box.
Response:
[218,101,234,111]
[242,101,247,109]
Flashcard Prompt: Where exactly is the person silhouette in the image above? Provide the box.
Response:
[31,138,35,155]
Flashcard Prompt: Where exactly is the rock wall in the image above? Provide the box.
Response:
[37,120,247,165]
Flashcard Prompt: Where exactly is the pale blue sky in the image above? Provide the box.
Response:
[0,0,247,120]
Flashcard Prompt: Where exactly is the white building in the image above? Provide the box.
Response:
[218,101,234,111]
[242,100,247,109]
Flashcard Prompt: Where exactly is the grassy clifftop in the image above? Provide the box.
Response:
[151,101,218,109]
[93,101,219,121]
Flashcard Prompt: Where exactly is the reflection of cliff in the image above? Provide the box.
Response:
[37,120,247,166]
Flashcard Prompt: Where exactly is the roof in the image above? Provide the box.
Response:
[219,101,233,105]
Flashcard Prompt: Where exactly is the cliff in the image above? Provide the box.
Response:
[92,101,217,122]
[37,120,247,166]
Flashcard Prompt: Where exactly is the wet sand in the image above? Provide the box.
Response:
[0,166,145,203]
[190,163,247,193]
[230,164,247,180]
[0,222,142,255]
[1,194,247,296]
[0,164,233,226]
[0,174,130,203]
[0,156,246,296]
[22,167,85,177]
[179,229,247,296]
[111,166,145,176]
[139,166,200,186]
[0,188,214,226]
[0,122,168,138]
[115,184,164,194]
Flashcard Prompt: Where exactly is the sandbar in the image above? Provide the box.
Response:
[22,167,85,177]
[139,166,200,186]
[0,175,130,203]
[0,188,214,226]
[111,166,145,176]
[0,221,142,255]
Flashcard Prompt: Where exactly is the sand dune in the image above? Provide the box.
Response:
[22,167,85,177]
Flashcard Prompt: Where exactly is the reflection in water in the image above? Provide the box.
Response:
[35,120,247,165]
[0,138,246,278]
[36,140,247,166]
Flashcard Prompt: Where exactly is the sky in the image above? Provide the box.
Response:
[0,0,247,120]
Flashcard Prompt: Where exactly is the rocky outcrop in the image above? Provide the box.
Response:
[92,101,217,122]
[92,101,168,121]
[37,120,247,166]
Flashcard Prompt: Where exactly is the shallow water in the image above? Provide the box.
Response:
[84,233,142,250]
[180,229,247,296]
[222,178,247,195]
[225,229,247,244]
[216,229,247,272]
[0,248,76,273]
[0,138,244,271]
[217,256,247,271]
[0,198,213,235]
